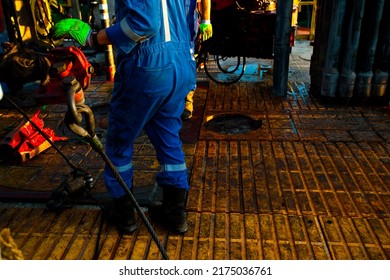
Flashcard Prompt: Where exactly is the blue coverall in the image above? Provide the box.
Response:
[103,0,197,198]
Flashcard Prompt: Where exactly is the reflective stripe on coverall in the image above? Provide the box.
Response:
[103,0,196,198]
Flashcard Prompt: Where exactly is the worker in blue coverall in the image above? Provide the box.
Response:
[52,0,197,234]
[182,0,213,120]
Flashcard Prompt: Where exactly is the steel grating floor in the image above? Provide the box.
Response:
[1,41,389,260]
[1,79,389,260]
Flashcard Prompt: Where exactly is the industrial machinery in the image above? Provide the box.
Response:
[198,0,298,84]
[0,44,93,163]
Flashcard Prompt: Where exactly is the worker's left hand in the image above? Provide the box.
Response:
[200,22,213,41]
[52,19,92,46]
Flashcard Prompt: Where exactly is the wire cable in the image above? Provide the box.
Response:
[2,95,87,175]
[3,94,169,260]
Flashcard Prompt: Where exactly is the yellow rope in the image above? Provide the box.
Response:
[0,228,24,260]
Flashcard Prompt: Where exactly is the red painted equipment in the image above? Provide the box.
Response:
[0,46,92,163]
[32,46,94,104]
[0,110,67,163]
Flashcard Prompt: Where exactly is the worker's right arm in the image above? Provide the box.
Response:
[104,0,160,54]
[52,0,160,53]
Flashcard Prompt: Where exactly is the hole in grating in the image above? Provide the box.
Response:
[204,114,262,135]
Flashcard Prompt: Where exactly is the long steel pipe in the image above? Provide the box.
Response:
[99,0,116,81]
[338,0,365,99]
[320,0,346,97]
[355,0,385,97]
[273,0,293,97]
[372,0,389,98]
[310,0,331,96]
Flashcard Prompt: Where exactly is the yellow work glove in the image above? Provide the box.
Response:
[200,21,212,41]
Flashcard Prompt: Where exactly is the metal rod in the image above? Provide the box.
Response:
[273,0,293,97]
[71,0,82,20]
[338,0,365,98]
[98,0,116,81]
[310,0,331,96]
[65,92,169,260]
[90,138,170,260]
[372,0,390,98]
[355,0,386,97]
[321,0,347,98]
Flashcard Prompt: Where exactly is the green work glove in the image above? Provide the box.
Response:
[200,21,213,41]
[52,19,92,46]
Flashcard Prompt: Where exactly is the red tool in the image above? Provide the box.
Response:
[0,110,67,163]
[32,46,94,104]
[0,46,92,163]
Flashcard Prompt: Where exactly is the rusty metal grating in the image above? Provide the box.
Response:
[1,205,389,260]
[1,138,389,260]
[1,79,389,260]
[187,141,390,218]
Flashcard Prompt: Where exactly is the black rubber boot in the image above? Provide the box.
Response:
[104,195,138,234]
[151,186,188,234]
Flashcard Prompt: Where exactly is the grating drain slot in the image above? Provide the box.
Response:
[205,114,262,135]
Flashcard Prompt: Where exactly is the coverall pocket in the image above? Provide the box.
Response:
[128,63,175,99]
